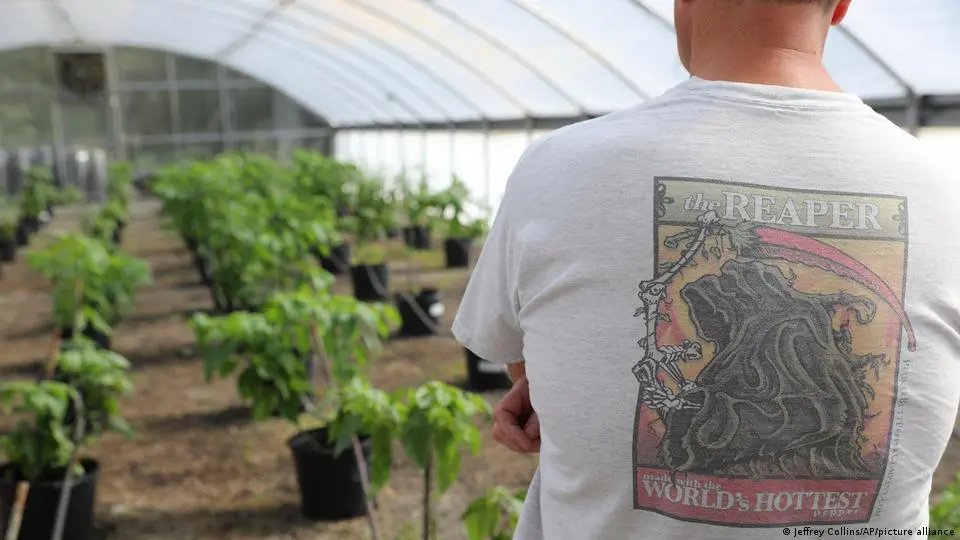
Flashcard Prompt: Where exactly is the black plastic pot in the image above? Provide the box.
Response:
[60,326,112,350]
[466,348,513,391]
[0,237,15,262]
[288,428,372,521]
[350,264,389,302]
[402,226,431,250]
[0,459,100,540]
[385,227,399,239]
[319,243,351,275]
[396,288,442,337]
[21,215,39,235]
[444,237,472,269]
[14,223,28,246]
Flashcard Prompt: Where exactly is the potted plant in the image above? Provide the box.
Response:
[347,177,397,302]
[292,151,361,276]
[0,340,133,540]
[106,162,135,218]
[462,486,526,540]
[400,176,440,251]
[436,177,489,269]
[28,233,152,349]
[18,166,57,234]
[191,282,401,523]
[394,286,444,338]
[396,381,492,540]
[0,203,19,263]
[465,349,514,392]
[87,200,129,247]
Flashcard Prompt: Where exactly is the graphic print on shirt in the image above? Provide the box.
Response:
[632,177,912,527]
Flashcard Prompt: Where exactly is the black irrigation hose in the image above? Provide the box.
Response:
[362,248,481,340]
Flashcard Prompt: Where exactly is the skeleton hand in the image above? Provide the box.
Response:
[641,383,701,412]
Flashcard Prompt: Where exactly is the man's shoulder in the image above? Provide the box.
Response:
[515,105,663,170]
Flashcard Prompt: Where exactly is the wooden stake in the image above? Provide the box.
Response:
[308,323,382,540]
[3,481,30,540]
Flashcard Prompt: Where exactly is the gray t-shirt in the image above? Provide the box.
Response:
[452,77,960,539]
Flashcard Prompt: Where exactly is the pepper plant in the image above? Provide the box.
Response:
[291,150,362,218]
[154,155,339,312]
[106,161,135,213]
[435,177,489,240]
[345,176,398,266]
[400,174,441,229]
[28,233,152,338]
[396,381,492,540]
[190,277,400,421]
[462,486,526,540]
[931,471,960,532]
[0,200,18,243]
[54,338,135,438]
[0,339,132,482]
[0,381,80,482]
[87,199,129,246]
[18,165,57,226]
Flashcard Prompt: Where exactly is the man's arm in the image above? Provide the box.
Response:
[507,361,526,382]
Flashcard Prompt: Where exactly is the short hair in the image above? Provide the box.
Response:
[767,0,836,6]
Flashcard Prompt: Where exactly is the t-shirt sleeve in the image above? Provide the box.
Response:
[451,178,524,366]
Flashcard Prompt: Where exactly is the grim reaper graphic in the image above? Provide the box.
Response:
[633,210,916,481]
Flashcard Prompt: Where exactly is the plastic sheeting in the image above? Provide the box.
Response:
[0,0,956,126]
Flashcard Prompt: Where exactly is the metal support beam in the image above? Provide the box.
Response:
[166,51,183,159]
[904,92,922,136]
[423,0,587,116]
[836,24,916,98]
[215,0,297,60]
[510,0,649,101]
[482,122,492,206]
[349,0,531,117]
[104,47,127,162]
[292,1,488,121]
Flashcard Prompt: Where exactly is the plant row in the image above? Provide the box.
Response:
[0,162,153,540]
[1,152,522,540]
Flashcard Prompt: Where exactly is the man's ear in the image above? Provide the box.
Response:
[831,0,852,26]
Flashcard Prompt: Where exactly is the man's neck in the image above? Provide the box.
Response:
[686,8,842,93]
[689,46,842,93]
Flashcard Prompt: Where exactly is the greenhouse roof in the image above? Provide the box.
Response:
[2,0,959,130]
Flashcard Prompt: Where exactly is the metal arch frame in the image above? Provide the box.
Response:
[835,24,915,97]
[289,1,489,122]
[836,23,920,133]
[182,0,454,124]
[45,0,80,41]
[343,0,533,117]
[420,0,588,116]
[509,0,649,101]
[175,0,416,124]
[110,0,405,125]
[214,0,296,60]
[249,12,445,124]
[59,0,363,124]
[229,27,410,126]
[225,14,429,124]
[624,0,676,33]
[303,29,457,123]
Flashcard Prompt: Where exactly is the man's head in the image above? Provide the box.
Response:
[674,0,852,74]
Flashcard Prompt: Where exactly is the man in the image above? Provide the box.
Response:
[452,0,960,538]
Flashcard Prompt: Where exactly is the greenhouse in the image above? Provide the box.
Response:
[1,1,959,539]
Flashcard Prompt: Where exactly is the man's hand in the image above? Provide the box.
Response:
[492,375,541,454]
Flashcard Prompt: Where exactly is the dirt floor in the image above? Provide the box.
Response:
[2,199,960,540]
[0,199,537,540]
